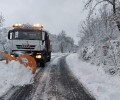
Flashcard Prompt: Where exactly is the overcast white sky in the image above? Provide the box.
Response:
[0,0,87,44]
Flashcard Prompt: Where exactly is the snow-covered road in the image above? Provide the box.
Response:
[32,55,94,100]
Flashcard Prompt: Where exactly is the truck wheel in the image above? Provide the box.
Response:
[47,53,51,62]
[37,62,41,67]
[47,57,51,62]
[41,62,45,67]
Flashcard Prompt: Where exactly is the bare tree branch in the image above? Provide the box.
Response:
[104,0,114,5]
[85,0,93,9]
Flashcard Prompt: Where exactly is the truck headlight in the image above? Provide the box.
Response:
[11,54,14,57]
[36,55,42,59]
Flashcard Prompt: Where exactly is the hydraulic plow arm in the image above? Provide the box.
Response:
[0,51,36,74]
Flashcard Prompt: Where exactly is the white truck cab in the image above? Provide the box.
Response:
[8,24,51,67]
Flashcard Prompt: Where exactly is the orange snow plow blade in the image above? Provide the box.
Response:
[0,51,36,74]
[17,54,36,74]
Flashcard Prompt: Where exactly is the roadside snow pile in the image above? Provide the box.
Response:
[0,61,34,97]
[66,53,120,100]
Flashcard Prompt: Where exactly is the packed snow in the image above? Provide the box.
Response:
[0,60,34,97]
[66,53,120,100]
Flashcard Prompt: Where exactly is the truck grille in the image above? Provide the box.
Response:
[16,45,35,49]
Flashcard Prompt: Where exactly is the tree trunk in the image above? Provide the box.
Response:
[112,0,120,31]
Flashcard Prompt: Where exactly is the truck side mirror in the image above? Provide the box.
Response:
[42,32,45,45]
[42,32,45,41]
[8,32,10,39]
[8,32,13,40]
[42,40,44,45]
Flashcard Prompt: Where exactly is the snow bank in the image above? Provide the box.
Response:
[66,53,120,100]
[0,61,34,97]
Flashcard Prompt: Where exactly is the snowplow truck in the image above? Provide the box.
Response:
[8,24,51,67]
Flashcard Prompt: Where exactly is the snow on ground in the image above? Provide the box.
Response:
[0,53,63,97]
[0,60,34,97]
[66,53,120,100]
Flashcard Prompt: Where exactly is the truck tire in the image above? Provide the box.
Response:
[47,57,51,62]
[47,53,51,62]
[40,62,45,67]
[37,62,41,67]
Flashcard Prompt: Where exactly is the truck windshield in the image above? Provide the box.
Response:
[13,31,42,40]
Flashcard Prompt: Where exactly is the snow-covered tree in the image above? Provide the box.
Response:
[0,14,4,27]
[49,30,75,53]
[84,0,120,31]
[78,4,120,74]
[57,30,75,53]
[0,14,6,51]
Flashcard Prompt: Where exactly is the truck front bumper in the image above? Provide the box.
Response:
[10,51,46,62]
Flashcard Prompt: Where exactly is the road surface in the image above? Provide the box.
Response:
[1,55,95,100]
